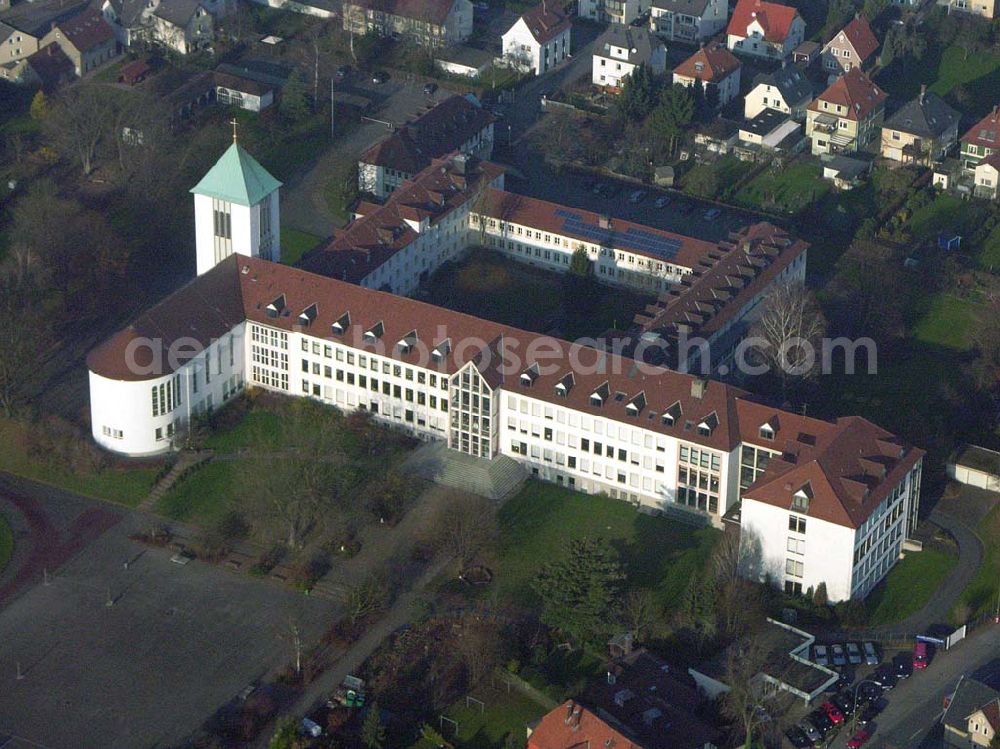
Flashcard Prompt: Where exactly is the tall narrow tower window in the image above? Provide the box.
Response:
[212,198,233,264]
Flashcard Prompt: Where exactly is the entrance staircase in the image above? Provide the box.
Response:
[403,442,527,501]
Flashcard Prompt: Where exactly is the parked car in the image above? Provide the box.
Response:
[847,730,872,749]
[628,189,646,203]
[863,641,880,666]
[654,195,671,208]
[703,207,722,220]
[785,725,812,748]
[856,703,880,727]
[894,651,913,679]
[832,644,847,667]
[808,710,833,737]
[799,722,822,745]
[913,641,929,670]
[857,681,882,703]
[372,70,388,84]
[813,644,830,666]
[847,642,862,665]
[873,665,897,690]
[335,64,350,78]
[423,82,437,95]
[300,718,322,738]
[821,701,845,725]
[833,692,857,717]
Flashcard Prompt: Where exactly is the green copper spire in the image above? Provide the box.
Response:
[190,142,282,207]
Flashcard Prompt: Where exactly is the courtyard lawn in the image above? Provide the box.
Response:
[281,228,324,265]
[680,157,755,201]
[864,548,958,627]
[878,44,1000,113]
[929,46,1000,103]
[912,293,980,351]
[980,225,1000,271]
[735,161,829,215]
[0,513,12,575]
[156,461,238,526]
[956,504,1000,620]
[0,419,158,507]
[495,481,721,612]
[421,248,654,340]
[906,192,986,240]
[431,686,551,749]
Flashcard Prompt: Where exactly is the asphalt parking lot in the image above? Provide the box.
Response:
[0,493,338,749]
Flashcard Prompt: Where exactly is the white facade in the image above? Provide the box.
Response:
[740,459,923,602]
[591,39,666,89]
[217,85,274,112]
[90,329,246,456]
[649,0,727,42]
[502,18,570,76]
[744,81,805,120]
[727,15,804,60]
[194,192,280,276]
[673,65,741,108]
[579,0,649,25]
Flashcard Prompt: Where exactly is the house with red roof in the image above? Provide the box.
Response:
[821,13,879,76]
[726,0,804,61]
[528,701,648,749]
[502,4,571,76]
[672,41,742,107]
[805,68,887,155]
[341,0,472,47]
[40,8,118,76]
[961,105,1000,170]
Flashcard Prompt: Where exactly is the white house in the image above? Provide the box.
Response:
[102,0,228,52]
[744,64,814,120]
[974,154,1000,200]
[502,4,570,76]
[190,140,282,276]
[579,0,649,25]
[726,0,805,61]
[591,24,666,90]
[649,0,728,43]
[342,0,473,47]
[672,42,742,108]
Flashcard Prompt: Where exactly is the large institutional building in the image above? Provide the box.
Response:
[87,144,923,603]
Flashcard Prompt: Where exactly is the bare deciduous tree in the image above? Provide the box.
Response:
[434,492,499,565]
[749,281,827,397]
[44,85,114,176]
[620,588,658,643]
[0,273,51,417]
[721,637,776,749]
[345,572,392,624]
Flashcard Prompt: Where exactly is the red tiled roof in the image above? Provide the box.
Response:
[962,106,1000,150]
[300,155,505,283]
[360,95,495,174]
[981,153,1000,171]
[52,8,114,52]
[473,187,719,269]
[528,701,645,749]
[25,43,74,88]
[727,0,801,43]
[739,400,923,528]
[981,699,1000,731]
[345,0,459,26]
[673,41,741,83]
[828,14,879,62]
[808,68,887,122]
[516,4,571,44]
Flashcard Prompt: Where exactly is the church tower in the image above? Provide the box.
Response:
[190,134,282,276]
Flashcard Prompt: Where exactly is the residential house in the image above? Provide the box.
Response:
[692,116,740,155]
[744,63,814,120]
[792,39,820,65]
[822,154,870,190]
[943,677,1000,748]
[672,42,742,108]
[40,9,118,77]
[434,45,493,78]
[649,0,728,43]
[215,70,274,111]
[726,0,805,61]
[3,42,74,88]
[342,0,472,47]
[937,0,996,20]
[0,21,39,66]
[149,0,213,53]
[973,154,1000,199]
[737,108,802,158]
[821,13,879,76]
[528,702,646,749]
[501,4,570,76]
[806,68,887,155]
[579,0,649,26]
[358,94,495,198]
[961,106,1000,169]
[592,23,666,90]
[880,86,960,164]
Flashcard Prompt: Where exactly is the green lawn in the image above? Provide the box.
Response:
[864,548,958,627]
[735,161,829,215]
[156,460,239,526]
[955,504,1000,620]
[980,225,1000,271]
[495,481,721,612]
[912,293,980,351]
[929,46,1000,101]
[0,419,158,507]
[421,248,654,340]
[430,686,550,749]
[0,512,13,575]
[281,228,324,265]
[906,193,985,240]
[680,157,755,201]
[878,44,1000,115]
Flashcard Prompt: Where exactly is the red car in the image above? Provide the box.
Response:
[914,641,929,669]
[821,701,845,724]
[848,730,872,748]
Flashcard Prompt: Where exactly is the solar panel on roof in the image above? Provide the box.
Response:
[554,208,681,261]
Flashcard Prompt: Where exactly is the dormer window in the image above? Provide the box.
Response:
[397,329,417,354]
[555,372,574,397]
[662,401,682,426]
[432,338,451,362]
[331,311,350,335]
[625,392,646,416]
[298,304,317,327]
[590,381,610,407]
[697,411,719,437]
[520,363,540,387]
[791,483,812,512]
[265,294,285,319]
[364,321,384,341]
[759,422,775,441]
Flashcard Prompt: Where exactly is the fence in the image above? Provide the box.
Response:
[491,669,558,712]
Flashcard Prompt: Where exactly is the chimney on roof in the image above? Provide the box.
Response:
[565,701,575,723]
[691,378,707,400]
[919,84,926,104]
[598,214,612,229]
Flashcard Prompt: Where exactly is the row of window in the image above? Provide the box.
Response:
[151,375,182,418]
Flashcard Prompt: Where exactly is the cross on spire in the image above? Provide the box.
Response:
[230,118,239,144]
